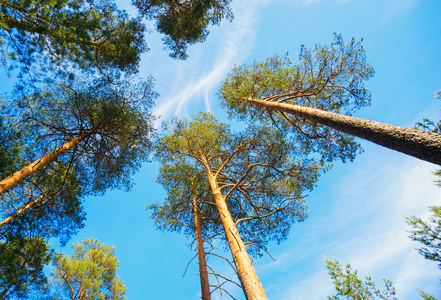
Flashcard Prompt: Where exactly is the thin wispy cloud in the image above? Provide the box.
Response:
[152,0,269,123]
[292,0,351,6]
[293,0,321,6]
[380,0,421,22]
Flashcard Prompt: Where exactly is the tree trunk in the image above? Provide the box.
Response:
[248,98,441,166]
[0,195,45,228]
[206,172,267,300]
[0,130,93,195]
[192,195,212,300]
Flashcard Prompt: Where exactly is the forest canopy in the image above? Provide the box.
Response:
[0,1,440,299]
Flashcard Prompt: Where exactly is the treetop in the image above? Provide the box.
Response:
[218,34,375,163]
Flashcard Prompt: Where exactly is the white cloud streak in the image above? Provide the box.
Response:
[292,0,321,6]
[378,0,422,22]
[152,0,269,122]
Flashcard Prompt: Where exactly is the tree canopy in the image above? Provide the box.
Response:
[0,236,51,299]
[219,34,373,163]
[0,107,85,245]
[51,239,126,300]
[0,0,235,78]
[133,0,233,59]
[0,75,156,249]
[155,112,321,257]
[0,0,147,80]
[1,75,156,194]
[149,163,222,240]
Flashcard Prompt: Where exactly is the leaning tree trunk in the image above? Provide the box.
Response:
[248,98,441,166]
[0,195,45,228]
[192,195,212,300]
[0,130,94,195]
[205,172,267,300]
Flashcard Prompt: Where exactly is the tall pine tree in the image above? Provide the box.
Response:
[155,112,323,299]
[219,34,441,165]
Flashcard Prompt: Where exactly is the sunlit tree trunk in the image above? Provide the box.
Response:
[0,130,93,195]
[0,195,45,228]
[205,170,267,300]
[248,98,441,166]
[192,195,211,300]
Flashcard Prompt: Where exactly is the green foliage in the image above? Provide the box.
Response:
[0,236,51,299]
[0,107,85,245]
[419,290,440,300]
[413,91,441,184]
[0,0,147,77]
[0,163,86,246]
[219,34,374,163]
[325,258,397,300]
[434,170,441,187]
[406,206,441,269]
[0,75,156,245]
[51,239,126,300]
[414,119,441,135]
[405,149,441,300]
[133,0,233,59]
[0,115,26,178]
[155,112,323,257]
[10,75,156,194]
[149,162,222,238]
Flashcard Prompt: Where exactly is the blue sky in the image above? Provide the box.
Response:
[47,0,441,299]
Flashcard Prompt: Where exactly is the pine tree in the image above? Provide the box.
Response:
[51,239,126,300]
[155,112,324,299]
[0,75,156,242]
[219,34,441,165]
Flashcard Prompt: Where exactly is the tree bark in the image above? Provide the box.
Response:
[249,98,441,166]
[0,131,93,195]
[205,172,267,300]
[0,195,45,228]
[192,195,212,300]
